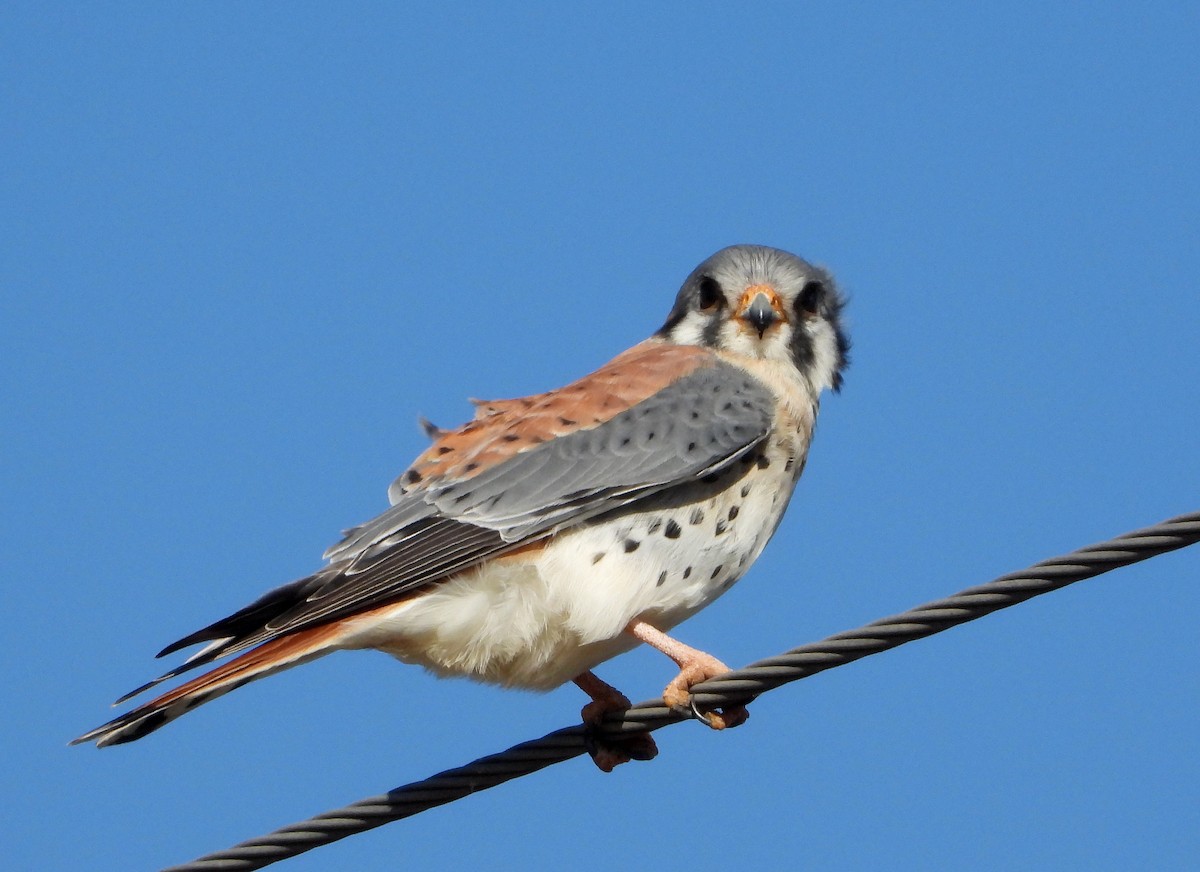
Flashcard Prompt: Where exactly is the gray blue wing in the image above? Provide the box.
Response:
[138,356,774,694]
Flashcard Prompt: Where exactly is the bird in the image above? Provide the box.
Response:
[73,244,849,771]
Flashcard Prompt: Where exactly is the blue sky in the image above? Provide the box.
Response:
[4,4,1198,870]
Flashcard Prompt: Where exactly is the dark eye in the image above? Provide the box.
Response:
[698,276,724,311]
[796,281,824,317]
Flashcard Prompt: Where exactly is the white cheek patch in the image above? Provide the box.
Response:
[669,310,836,391]
[719,320,796,366]
[762,322,797,365]
[672,312,802,369]
[804,320,842,391]
[717,322,751,356]
[668,313,708,347]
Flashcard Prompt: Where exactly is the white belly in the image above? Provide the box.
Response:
[342,436,803,690]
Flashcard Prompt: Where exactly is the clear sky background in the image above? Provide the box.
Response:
[4,4,1198,871]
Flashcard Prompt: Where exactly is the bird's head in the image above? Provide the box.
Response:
[657,245,850,392]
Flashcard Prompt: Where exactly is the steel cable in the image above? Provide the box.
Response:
[162,510,1200,871]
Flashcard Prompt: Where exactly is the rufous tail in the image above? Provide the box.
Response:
[72,622,345,747]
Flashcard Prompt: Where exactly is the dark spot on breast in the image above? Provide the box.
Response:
[689,507,705,525]
[683,566,692,579]
[657,571,667,587]
[453,491,473,504]
[437,446,454,454]
[623,539,640,553]
[728,505,740,520]
[687,441,697,452]
[502,433,520,442]
[664,519,682,539]
[715,520,727,535]
[621,437,631,446]
[740,484,752,498]
[404,469,423,484]
[592,552,605,565]
[784,457,794,472]
[647,518,663,534]
[757,455,771,469]
[464,462,479,472]
[711,565,724,579]
[558,416,577,426]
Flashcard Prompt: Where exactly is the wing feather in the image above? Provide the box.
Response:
[136,347,775,701]
[422,362,773,538]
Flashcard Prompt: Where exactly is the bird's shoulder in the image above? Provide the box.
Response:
[399,340,720,491]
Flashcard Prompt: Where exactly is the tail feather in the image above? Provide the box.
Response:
[112,636,236,706]
[72,623,346,748]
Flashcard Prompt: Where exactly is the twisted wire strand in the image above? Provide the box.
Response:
[162,510,1200,872]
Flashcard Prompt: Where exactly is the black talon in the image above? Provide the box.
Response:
[583,721,658,766]
[622,734,659,761]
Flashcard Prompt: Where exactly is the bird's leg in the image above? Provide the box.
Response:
[625,619,750,730]
[573,671,658,772]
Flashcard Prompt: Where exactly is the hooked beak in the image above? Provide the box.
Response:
[737,285,783,337]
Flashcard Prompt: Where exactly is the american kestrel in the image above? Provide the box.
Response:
[74,244,849,771]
